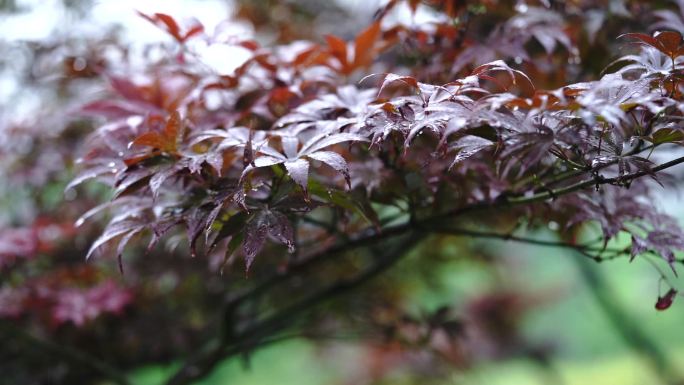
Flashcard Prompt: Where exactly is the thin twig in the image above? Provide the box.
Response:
[429,226,624,254]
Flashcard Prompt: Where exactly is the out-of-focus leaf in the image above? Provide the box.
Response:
[353,21,381,68]
[131,110,182,153]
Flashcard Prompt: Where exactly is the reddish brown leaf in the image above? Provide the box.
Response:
[381,102,398,114]
[239,40,260,51]
[655,30,682,57]
[620,32,684,59]
[137,12,205,43]
[620,32,659,48]
[131,132,165,149]
[123,153,157,167]
[293,45,324,67]
[183,23,204,41]
[353,21,381,68]
[131,111,181,153]
[656,289,677,311]
[325,34,348,67]
[155,13,181,40]
[109,76,144,101]
[408,0,420,13]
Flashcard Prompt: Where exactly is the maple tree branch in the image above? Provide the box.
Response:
[522,142,658,192]
[432,153,684,222]
[222,221,414,309]
[428,226,623,255]
[225,154,684,311]
[166,232,425,385]
[502,154,684,206]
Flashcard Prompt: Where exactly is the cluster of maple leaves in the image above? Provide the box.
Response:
[71,2,684,285]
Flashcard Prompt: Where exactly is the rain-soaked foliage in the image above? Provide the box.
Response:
[5,1,684,384]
